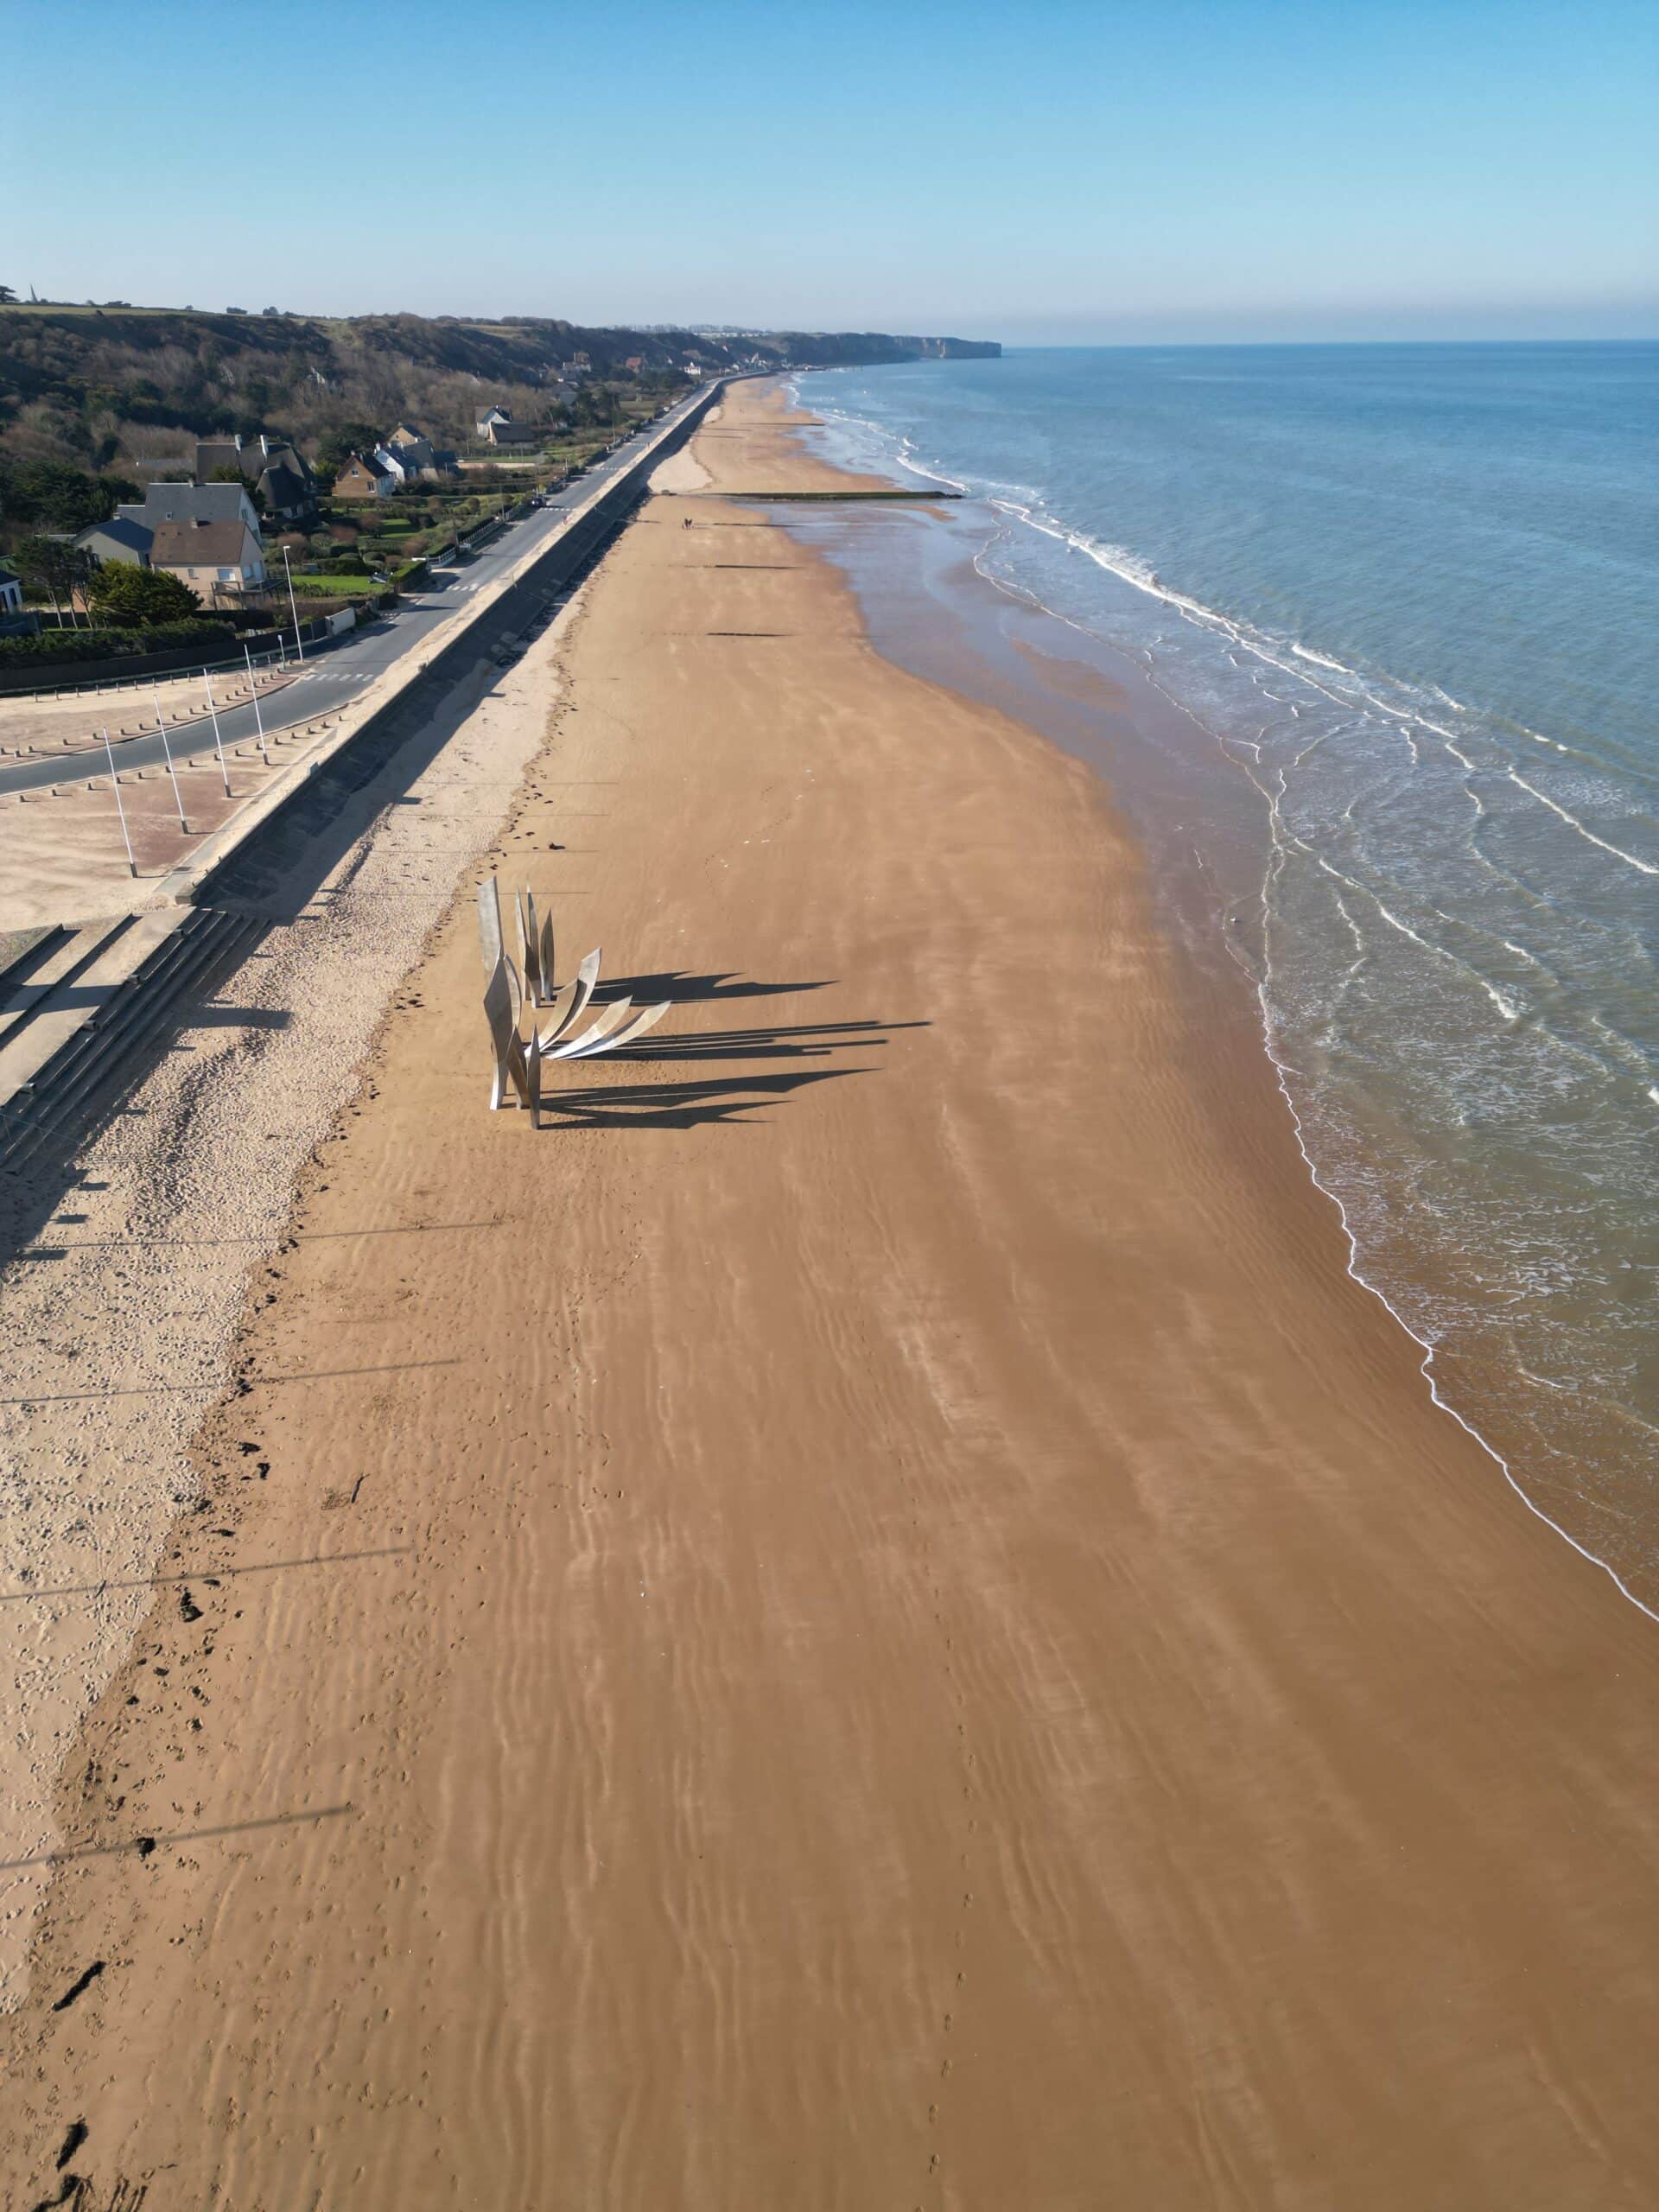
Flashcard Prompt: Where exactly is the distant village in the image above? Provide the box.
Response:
[0,359,704,649]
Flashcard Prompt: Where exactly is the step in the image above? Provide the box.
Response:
[0,925,69,994]
[15,918,251,1161]
[0,909,261,1174]
[0,914,139,1054]
[0,912,156,1084]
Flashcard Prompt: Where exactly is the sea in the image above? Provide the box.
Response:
[791,342,1659,1608]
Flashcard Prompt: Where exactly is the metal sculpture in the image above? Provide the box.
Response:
[515,888,558,1005]
[480,882,670,1125]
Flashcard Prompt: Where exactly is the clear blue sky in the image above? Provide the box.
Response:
[5,0,1655,341]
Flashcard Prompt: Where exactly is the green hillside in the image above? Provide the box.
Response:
[0,303,997,477]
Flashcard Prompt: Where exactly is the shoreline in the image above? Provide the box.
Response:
[787,362,1659,1610]
[787,372,1659,1618]
[779,378,1659,1632]
[2,378,1657,2206]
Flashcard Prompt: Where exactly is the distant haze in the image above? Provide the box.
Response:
[4,0,1655,345]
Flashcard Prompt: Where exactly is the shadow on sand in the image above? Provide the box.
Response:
[535,981,927,1129]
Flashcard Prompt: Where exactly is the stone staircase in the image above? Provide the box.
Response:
[0,905,264,1176]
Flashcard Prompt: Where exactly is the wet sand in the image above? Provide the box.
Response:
[2,381,1657,2208]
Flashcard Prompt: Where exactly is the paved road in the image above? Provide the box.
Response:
[0,399,700,799]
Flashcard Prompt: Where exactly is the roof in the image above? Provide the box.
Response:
[260,442,310,480]
[120,481,257,529]
[337,452,393,481]
[258,461,311,510]
[388,423,429,445]
[149,518,259,569]
[75,517,155,557]
[194,437,250,482]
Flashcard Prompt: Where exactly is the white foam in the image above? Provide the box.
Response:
[1506,769,1659,878]
[1250,921,1659,1632]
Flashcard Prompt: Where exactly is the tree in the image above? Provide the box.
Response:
[85,563,202,626]
[315,422,383,482]
[13,535,93,625]
[0,457,137,534]
[0,285,16,306]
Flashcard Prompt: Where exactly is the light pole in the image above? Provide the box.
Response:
[244,642,270,766]
[282,543,305,664]
[152,686,188,834]
[103,728,136,877]
[201,666,232,797]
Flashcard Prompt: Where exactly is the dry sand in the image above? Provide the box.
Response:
[1,379,1656,2208]
[0,632,567,2017]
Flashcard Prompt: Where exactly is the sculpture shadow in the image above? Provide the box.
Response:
[536,1064,873,1130]
[535,998,927,1128]
[594,969,832,1007]
[612,1015,925,1065]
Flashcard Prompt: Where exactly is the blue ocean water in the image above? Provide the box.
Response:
[797,345,1659,1600]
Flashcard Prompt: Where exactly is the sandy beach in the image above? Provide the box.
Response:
[2,379,1656,2208]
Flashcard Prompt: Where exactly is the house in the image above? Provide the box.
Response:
[382,425,457,479]
[624,355,645,373]
[193,433,317,524]
[256,451,316,524]
[474,406,512,435]
[481,417,539,448]
[0,560,35,639]
[333,452,397,500]
[149,514,268,598]
[385,422,439,474]
[73,516,155,568]
[0,558,34,635]
[372,444,414,488]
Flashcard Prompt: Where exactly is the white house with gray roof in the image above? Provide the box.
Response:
[114,482,267,598]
